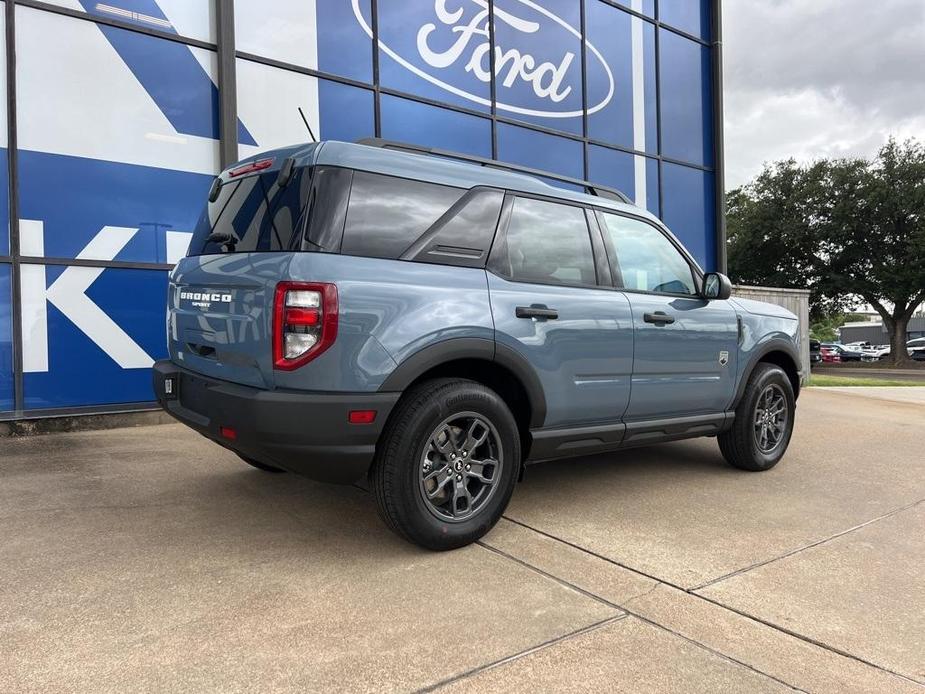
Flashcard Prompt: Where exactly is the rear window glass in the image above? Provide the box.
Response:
[340,171,465,259]
[190,167,312,255]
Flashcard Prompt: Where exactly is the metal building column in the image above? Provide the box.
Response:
[712,0,727,273]
[215,0,238,168]
[6,0,24,415]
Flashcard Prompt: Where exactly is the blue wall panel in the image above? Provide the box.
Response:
[23,267,169,410]
[497,122,584,180]
[492,0,584,134]
[662,162,716,271]
[380,95,492,158]
[19,151,211,264]
[586,0,657,153]
[659,29,714,168]
[659,0,711,41]
[316,0,373,83]
[0,149,8,258]
[587,145,659,215]
[375,0,491,113]
[318,80,376,145]
[0,264,12,412]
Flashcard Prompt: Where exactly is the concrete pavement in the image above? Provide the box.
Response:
[1,388,923,692]
[815,385,925,405]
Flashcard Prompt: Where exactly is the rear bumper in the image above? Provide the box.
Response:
[153,360,399,484]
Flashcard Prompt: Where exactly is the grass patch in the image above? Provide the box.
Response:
[808,375,924,387]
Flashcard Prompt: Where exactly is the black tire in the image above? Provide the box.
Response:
[236,453,286,473]
[371,378,521,551]
[719,363,795,472]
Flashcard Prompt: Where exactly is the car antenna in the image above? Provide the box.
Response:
[297,107,317,143]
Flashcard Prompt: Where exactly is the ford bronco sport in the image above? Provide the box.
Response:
[154,139,802,550]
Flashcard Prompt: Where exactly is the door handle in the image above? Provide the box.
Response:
[516,305,559,320]
[644,311,675,325]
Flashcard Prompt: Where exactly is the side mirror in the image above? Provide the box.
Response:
[702,272,732,300]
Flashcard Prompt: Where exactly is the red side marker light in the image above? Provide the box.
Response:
[220,426,238,440]
[228,158,274,178]
[348,410,377,425]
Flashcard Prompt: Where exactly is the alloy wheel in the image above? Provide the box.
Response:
[419,412,503,522]
[754,384,788,453]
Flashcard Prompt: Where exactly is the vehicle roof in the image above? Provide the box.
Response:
[258,140,660,225]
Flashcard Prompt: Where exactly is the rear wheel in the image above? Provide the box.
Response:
[719,363,795,471]
[236,453,286,473]
[371,378,520,550]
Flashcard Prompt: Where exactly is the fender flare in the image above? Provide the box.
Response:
[733,339,802,408]
[378,338,547,428]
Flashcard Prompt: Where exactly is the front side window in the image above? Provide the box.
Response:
[490,197,596,287]
[599,213,697,295]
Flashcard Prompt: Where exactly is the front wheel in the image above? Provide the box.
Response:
[719,363,795,471]
[371,378,521,550]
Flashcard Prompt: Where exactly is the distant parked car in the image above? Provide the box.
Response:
[863,340,925,362]
[861,345,891,362]
[823,344,863,362]
[820,345,842,363]
[810,339,821,366]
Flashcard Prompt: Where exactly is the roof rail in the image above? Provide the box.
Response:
[355,137,633,205]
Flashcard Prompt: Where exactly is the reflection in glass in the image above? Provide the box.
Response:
[342,172,465,259]
[600,213,696,295]
[495,197,595,286]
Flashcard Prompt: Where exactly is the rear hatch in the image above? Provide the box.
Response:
[168,148,315,389]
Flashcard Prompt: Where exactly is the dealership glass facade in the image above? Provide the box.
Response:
[0,0,720,418]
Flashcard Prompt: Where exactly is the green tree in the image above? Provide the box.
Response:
[728,139,925,363]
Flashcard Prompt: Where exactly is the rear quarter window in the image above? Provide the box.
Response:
[340,171,465,259]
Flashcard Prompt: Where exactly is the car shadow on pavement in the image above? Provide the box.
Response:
[183,438,730,555]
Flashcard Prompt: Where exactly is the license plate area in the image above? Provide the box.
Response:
[162,375,179,400]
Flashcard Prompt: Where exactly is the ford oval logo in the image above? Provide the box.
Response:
[352,0,615,119]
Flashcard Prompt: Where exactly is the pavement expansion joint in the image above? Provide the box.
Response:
[415,613,630,693]
[690,496,925,592]
[475,540,807,693]
[498,513,925,688]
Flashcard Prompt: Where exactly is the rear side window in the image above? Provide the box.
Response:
[401,189,504,267]
[190,167,312,255]
[490,197,597,287]
[341,172,465,259]
[303,167,353,253]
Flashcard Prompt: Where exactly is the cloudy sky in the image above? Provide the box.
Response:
[723,0,925,189]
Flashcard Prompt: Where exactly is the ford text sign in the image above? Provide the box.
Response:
[353,0,614,119]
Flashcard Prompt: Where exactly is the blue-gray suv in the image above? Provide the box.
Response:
[154,140,802,550]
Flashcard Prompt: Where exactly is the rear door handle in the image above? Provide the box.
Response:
[644,311,675,325]
[516,305,559,320]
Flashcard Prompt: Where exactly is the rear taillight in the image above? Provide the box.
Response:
[273,282,338,370]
